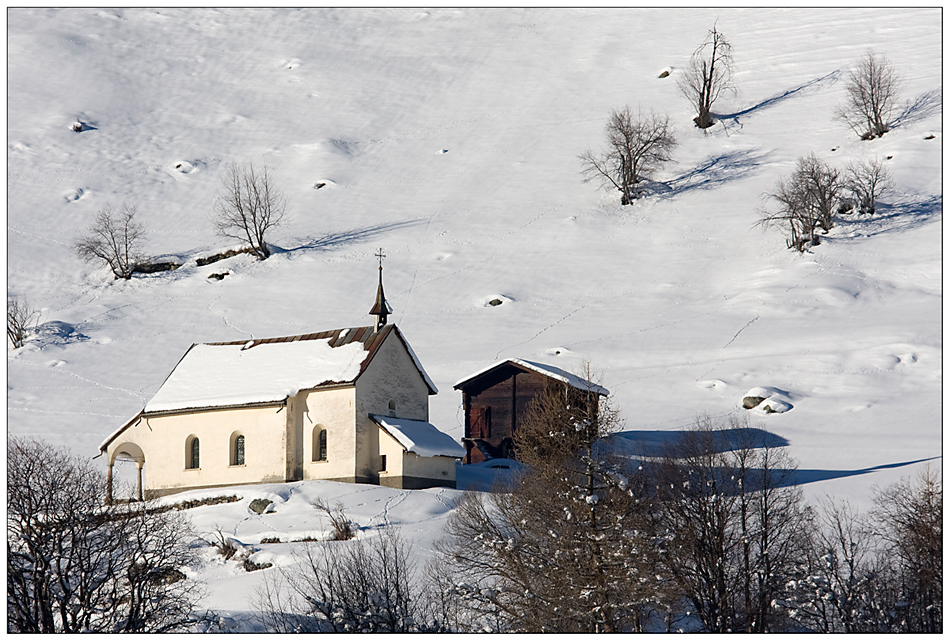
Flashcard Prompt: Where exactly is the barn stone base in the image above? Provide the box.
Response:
[379,475,457,490]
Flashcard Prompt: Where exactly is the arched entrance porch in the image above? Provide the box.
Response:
[108,442,145,503]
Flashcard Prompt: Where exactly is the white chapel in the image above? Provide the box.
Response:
[99,259,464,500]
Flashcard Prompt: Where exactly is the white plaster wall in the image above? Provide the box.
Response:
[108,405,288,494]
[354,331,432,481]
[298,386,358,481]
[377,429,457,487]
[402,452,457,483]
[377,427,406,486]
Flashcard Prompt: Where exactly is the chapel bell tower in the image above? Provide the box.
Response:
[369,248,391,332]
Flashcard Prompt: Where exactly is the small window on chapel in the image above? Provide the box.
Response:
[380,454,387,472]
[186,437,200,469]
[313,427,327,462]
[233,434,245,466]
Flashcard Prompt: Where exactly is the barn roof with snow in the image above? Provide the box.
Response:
[453,358,610,396]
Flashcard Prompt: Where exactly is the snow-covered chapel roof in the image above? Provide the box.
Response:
[100,324,437,453]
[142,324,435,415]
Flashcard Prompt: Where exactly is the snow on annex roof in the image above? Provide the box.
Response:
[143,324,436,415]
[454,358,610,396]
[371,415,466,459]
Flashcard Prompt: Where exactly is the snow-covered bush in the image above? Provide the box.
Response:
[311,497,356,541]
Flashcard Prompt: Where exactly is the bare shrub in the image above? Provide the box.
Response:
[312,498,356,541]
[845,158,894,216]
[208,528,239,560]
[678,23,736,129]
[7,437,206,632]
[7,295,41,348]
[74,203,148,280]
[212,161,287,260]
[254,530,445,632]
[580,106,677,205]
[837,50,901,140]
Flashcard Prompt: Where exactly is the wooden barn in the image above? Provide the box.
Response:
[454,359,609,464]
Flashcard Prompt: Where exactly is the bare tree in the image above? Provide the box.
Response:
[652,414,813,633]
[212,161,287,260]
[844,158,894,215]
[758,171,817,252]
[837,50,901,140]
[871,467,942,633]
[580,106,677,205]
[777,498,884,633]
[8,295,41,348]
[74,203,147,280]
[7,437,206,633]
[439,370,665,632]
[758,153,841,252]
[678,23,736,129]
[254,529,446,632]
[798,153,842,232]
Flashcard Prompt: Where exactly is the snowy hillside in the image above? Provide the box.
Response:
[7,7,941,624]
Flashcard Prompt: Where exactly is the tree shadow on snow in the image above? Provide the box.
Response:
[716,69,842,125]
[662,148,772,198]
[281,219,427,254]
[607,427,789,459]
[832,195,942,241]
[780,456,941,489]
[891,88,942,129]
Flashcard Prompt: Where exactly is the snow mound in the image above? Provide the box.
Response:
[743,386,794,414]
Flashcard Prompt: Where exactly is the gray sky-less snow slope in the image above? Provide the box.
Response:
[8,8,941,514]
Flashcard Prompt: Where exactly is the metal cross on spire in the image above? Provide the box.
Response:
[370,248,390,331]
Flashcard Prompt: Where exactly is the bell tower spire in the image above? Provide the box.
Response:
[369,248,391,332]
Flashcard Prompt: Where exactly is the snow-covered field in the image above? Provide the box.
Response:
[7,8,941,627]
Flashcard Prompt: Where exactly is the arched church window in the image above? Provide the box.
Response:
[186,436,199,469]
[313,426,327,462]
[232,434,245,466]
